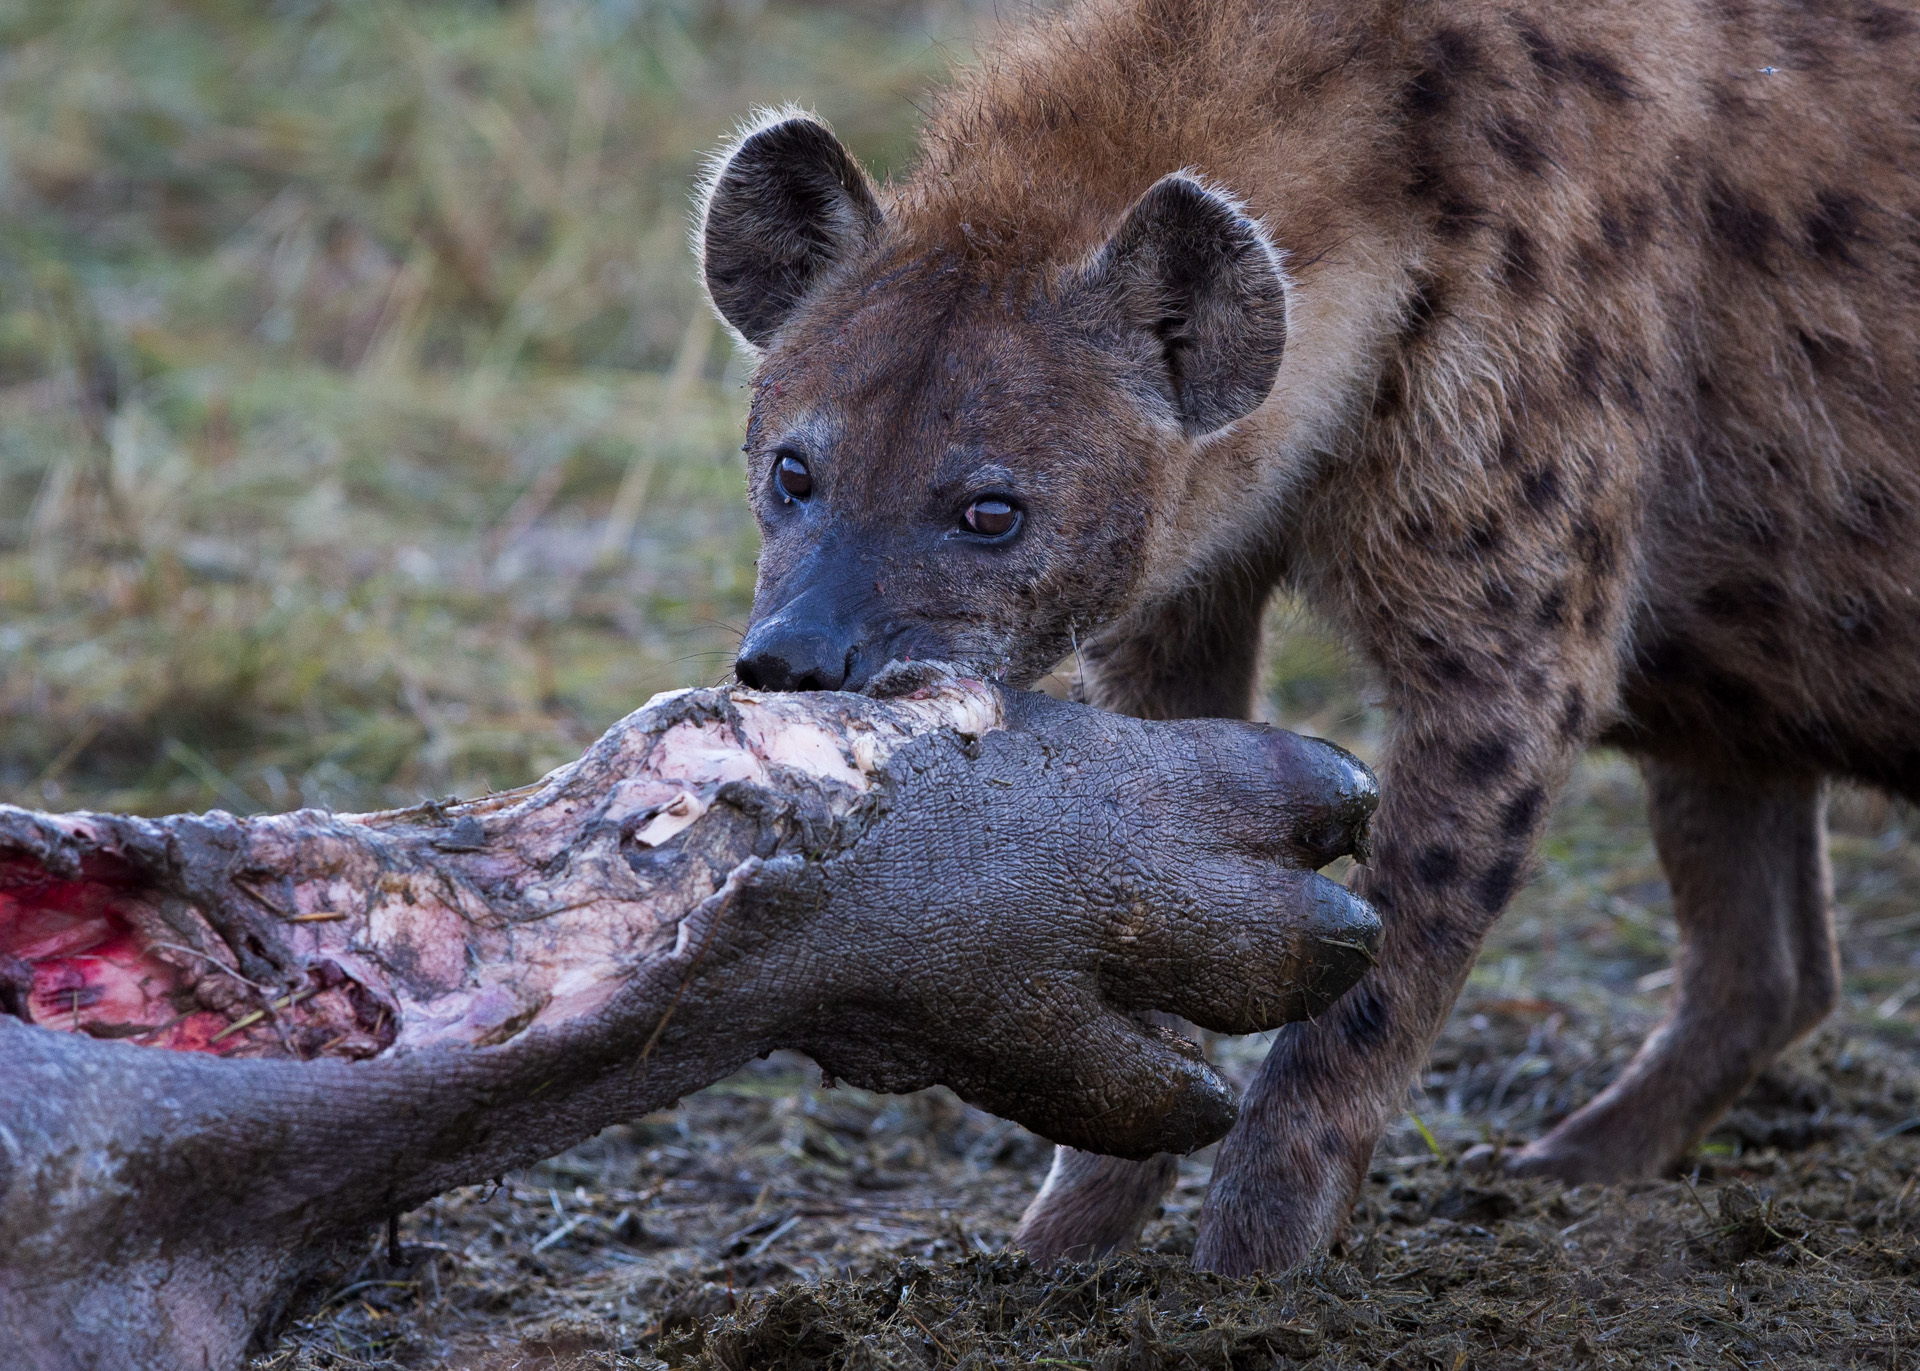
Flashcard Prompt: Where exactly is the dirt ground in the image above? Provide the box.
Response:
[255,760,1920,1371]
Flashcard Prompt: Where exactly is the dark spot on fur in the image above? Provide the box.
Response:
[1403,72,1443,119]
[1582,603,1610,639]
[1856,683,1896,714]
[1439,654,1477,686]
[1572,515,1619,577]
[1318,1125,1351,1159]
[1458,735,1514,784]
[1662,168,1695,219]
[1797,330,1853,376]
[1696,577,1788,619]
[1415,844,1462,887]
[1420,917,1476,958]
[1484,574,1518,612]
[1598,197,1656,260]
[1372,368,1406,420]
[1420,646,1479,689]
[1750,627,1788,661]
[1475,854,1525,912]
[1496,422,1525,467]
[1408,160,1486,238]
[1402,273,1444,345]
[1805,191,1870,266]
[1501,785,1547,838]
[1400,511,1437,546]
[1844,475,1907,546]
[1536,583,1569,629]
[1497,225,1542,298]
[1625,195,1658,247]
[1436,196,1486,238]
[1782,23,1835,71]
[1343,982,1392,1049]
[1614,353,1647,414]
[1567,49,1638,102]
[1515,20,1566,77]
[1860,4,1914,42]
[1405,28,1482,116]
[1560,686,1588,740]
[1707,177,1777,266]
[1835,595,1882,646]
[1521,465,1562,513]
[1707,78,1743,120]
[1405,28,1489,143]
[1566,333,1605,404]
[1431,27,1481,74]
[1598,210,1628,257]
[1488,115,1549,175]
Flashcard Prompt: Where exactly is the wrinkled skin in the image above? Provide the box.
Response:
[0,668,1376,1371]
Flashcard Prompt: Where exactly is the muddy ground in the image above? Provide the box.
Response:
[256,758,1920,1371]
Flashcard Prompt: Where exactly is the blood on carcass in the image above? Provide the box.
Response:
[0,855,393,1058]
[0,857,234,1050]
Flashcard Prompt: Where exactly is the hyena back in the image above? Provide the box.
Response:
[695,0,1920,1273]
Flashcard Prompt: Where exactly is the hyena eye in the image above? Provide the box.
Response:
[962,497,1021,539]
[774,449,813,502]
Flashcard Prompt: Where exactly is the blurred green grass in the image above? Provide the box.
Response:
[0,0,1370,817]
[0,0,1077,815]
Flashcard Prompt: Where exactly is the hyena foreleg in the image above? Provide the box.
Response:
[1193,649,1612,1272]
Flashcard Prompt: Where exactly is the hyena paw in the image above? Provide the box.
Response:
[1014,1151,1179,1262]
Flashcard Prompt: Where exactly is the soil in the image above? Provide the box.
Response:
[255,760,1920,1371]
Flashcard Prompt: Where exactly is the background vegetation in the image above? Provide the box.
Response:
[0,0,1032,816]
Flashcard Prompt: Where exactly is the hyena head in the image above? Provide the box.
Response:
[697,113,1289,692]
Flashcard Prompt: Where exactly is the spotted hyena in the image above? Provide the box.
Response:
[692,0,1920,1273]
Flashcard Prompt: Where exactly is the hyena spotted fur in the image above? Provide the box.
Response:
[694,0,1920,1273]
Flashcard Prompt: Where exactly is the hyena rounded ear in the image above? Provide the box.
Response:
[1085,174,1289,436]
[698,115,884,349]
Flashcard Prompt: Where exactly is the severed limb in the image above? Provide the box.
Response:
[0,666,1378,1371]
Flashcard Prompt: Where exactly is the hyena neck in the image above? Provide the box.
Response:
[895,0,1401,257]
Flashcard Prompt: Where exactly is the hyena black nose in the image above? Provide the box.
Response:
[735,616,854,692]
